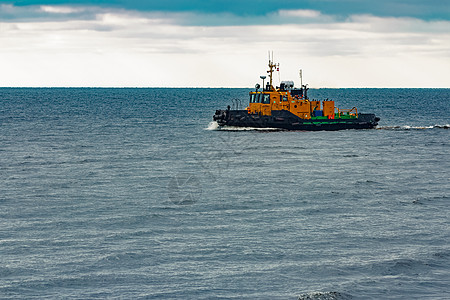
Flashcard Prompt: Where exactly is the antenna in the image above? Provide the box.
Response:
[266,51,279,90]
[268,51,275,64]
[299,69,303,88]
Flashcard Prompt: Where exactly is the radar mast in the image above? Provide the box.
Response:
[267,51,279,91]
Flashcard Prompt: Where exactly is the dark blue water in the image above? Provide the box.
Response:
[1,88,449,299]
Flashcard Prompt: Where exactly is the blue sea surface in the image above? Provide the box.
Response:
[0,88,449,299]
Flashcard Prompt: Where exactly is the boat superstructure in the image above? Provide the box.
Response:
[213,57,379,130]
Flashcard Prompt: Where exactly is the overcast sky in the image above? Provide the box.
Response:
[1,0,449,87]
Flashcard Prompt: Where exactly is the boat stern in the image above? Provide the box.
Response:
[358,113,380,128]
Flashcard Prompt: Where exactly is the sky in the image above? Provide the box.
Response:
[1,0,449,87]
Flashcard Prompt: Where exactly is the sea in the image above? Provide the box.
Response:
[0,88,449,299]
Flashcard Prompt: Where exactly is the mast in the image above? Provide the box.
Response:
[267,52,279,91]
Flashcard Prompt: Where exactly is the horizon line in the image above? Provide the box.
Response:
[1,86,449,89]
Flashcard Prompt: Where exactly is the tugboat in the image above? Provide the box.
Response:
[213,58,380,130]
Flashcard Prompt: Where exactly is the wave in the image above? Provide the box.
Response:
[207,121,449,131]
[298,291,353,300]
[377,124,449,130]
[205,121,220,130]
[205,121,282,131]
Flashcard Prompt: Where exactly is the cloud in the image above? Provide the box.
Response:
[0,4,449,87]
[278,9,321,18]
[39,5,83,14]
[6,0,450,22]
[0,3,101,22]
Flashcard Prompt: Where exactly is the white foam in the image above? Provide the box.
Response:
[218,126,282,131]
[209,123,449,131]
[205,121,282,131]
[377,125,448,130]
[205,121,220,130]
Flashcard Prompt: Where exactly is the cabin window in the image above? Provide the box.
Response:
[283,96,288,102]
[255,94,260,103]
[250,94,255,103]
[263,94,270,104]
